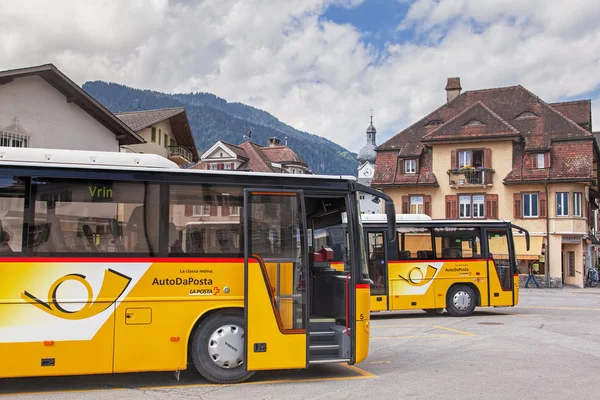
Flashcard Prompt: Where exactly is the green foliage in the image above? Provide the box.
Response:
[82,81,358,175]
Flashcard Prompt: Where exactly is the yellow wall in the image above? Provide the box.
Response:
[125,120,174,158]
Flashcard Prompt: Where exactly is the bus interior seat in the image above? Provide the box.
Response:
[168,222,183,253]
[417,250,433,259]
[442,248,462,259]
[398,250,411,259]
[0,222,12,252]
[108,219,127,252]
[82,224,99,252]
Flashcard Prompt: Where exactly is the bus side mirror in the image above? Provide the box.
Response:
[385,200,396,241]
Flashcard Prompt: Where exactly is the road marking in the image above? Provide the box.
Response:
[431,325,477,337]
[372,324,477,337]
[0,363,376,396]
[370,361,391,364]
[372,334,463,339]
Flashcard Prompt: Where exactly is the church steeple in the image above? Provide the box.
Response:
[358,110,377,166]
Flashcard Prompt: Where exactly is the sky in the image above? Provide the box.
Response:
[1,0,600,153]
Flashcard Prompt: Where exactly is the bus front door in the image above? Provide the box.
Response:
[486,229,515,306]
[366,231,388,311]
[243,190,308,371]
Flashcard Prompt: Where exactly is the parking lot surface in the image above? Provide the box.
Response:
[2,288,600,400]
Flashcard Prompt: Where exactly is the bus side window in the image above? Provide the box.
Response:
[434,227,482,259]
[0,176,26,253]
[30,178,160,255]
[398,228,433,260]
[168,184,243,256]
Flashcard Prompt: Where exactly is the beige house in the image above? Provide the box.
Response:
[373,78,600,288]
[0,64,142,151]
[116,108,198,166]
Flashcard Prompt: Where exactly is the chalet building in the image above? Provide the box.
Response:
[115,108,199,167]
[372,77,600,288]
[193,136,309,174]
[0,64,142,152]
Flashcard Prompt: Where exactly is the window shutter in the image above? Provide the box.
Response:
[398,159,404,175]
[451,150,457,168]
[539,192,547,218]
[230,162,235,169]
[185,204,193,217]
[485,194,498,219]
[544,152,551,168]
[484,148,492,169]
[402,195,409,214]
[513,193,522,219]
[424,195,432,216]
[222,206,230,217]
[206,164,210,170]
[445,195,457,219]
[532,154,538,169]
[209,206,218,216]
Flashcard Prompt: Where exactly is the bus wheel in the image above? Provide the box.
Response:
[191,311,255,384]
[446,285,476,317]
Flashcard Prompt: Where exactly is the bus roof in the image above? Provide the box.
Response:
[0,147,357,182]
[362,213,512,225]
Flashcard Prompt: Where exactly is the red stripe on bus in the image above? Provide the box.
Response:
[356,283,370,289]
[0,257,246,263]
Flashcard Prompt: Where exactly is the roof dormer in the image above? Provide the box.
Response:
[464,119,484,126]
[515,111,538,119]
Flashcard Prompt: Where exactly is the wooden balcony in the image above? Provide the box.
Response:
[168,145,193,166]
[448,168,494,188]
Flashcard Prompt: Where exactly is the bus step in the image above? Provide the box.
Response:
[309,344,339,350]
[309,330,336,345]
[309,358,350,365]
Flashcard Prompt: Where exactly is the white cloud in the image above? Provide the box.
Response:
[1,0,600,154]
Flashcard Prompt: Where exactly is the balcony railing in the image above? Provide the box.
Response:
[168,145,193,164]
[447,167,494,187]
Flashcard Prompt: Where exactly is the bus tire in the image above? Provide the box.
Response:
[446,284,476,317]
[191,310,254,384]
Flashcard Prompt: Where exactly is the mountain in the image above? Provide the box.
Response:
[82,81,358,175]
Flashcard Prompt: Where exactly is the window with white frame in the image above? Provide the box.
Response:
[405,159,416,174]
[472,195,485,218]
[573,192,582,217]
[523,193,538,218]
[459,195,471,218]
[193,205,211,216]
[231,206,241,216]
[536,153,545,168]
[210,164,217,170]
[225,163,232,170]
[410,196,423,214]
[556,192,569,216]
[458,151,471,168]
[458,195,484,219]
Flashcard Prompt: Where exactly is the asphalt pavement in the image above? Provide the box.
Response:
[3,288,600,400]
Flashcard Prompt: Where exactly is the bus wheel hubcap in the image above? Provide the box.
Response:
[453,291,471,311]
[207,324,244,369]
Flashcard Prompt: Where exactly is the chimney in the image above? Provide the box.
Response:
[445,77,462,103]
[268,137,280,147]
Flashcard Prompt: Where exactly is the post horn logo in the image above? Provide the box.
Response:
[398,265,438,286]
[21,269,131,320]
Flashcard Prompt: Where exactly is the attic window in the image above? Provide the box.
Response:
[464,119,484,126]
[516,111,537,119]
[426,120,443,126]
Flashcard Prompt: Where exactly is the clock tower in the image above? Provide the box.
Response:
[357,112,380,214]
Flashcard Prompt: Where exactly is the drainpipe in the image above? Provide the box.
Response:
[545,180,551,288]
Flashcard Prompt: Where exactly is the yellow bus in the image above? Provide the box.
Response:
[362,214,529,317]
[0,147,396,384]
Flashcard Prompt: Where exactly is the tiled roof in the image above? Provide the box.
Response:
[422,101,519,142]
[261,146,307,165]
[375,84,595,185]
[549,100,591,129]
[116,108,185,131]
[372,147,438,186]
